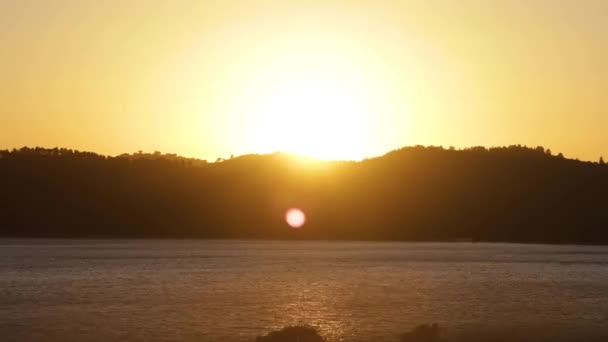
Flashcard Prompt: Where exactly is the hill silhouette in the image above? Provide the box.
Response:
[0,145,606,244]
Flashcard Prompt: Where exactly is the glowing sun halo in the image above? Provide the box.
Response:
[285,208,306,228]
[229,43,394,161]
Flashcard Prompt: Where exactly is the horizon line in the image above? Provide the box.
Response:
[2,144,605,164]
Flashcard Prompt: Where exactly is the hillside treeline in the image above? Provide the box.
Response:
[1,145,606,243]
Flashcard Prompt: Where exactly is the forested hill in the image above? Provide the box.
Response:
[1,146,607,244]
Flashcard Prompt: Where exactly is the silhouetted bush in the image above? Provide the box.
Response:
[400,324,444,342]
[248,323,608,342]
[255,325,324,342]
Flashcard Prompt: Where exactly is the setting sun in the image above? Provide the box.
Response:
[217,31,400,161]
[246,70,377,160]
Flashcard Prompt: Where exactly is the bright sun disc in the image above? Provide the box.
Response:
[285,208,306,228]
[229,42,395,161]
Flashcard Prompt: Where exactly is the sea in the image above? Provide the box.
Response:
[1,239,608,341]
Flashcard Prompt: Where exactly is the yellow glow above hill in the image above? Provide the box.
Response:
[211,29,403,161]
[1,1,607,161]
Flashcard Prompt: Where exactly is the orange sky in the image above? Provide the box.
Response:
[1,0,607,161]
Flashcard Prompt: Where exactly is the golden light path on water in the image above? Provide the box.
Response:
[281,209,347,339]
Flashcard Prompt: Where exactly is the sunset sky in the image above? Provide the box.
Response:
[1,0,606,161]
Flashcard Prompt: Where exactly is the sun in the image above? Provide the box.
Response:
[248,72,375,160]
[223,40,392,161]
[207,30,402,161]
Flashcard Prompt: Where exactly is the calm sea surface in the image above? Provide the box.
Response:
[1,240,608,341]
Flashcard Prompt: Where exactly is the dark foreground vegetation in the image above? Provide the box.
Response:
[256,324,444,342]
[1,145,607,244]
[256,324,608,342]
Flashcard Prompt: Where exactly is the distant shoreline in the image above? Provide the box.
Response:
[2,236,608,247]
[3,146,607,245]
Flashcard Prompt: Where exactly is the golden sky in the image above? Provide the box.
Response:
[1,0,607,161]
